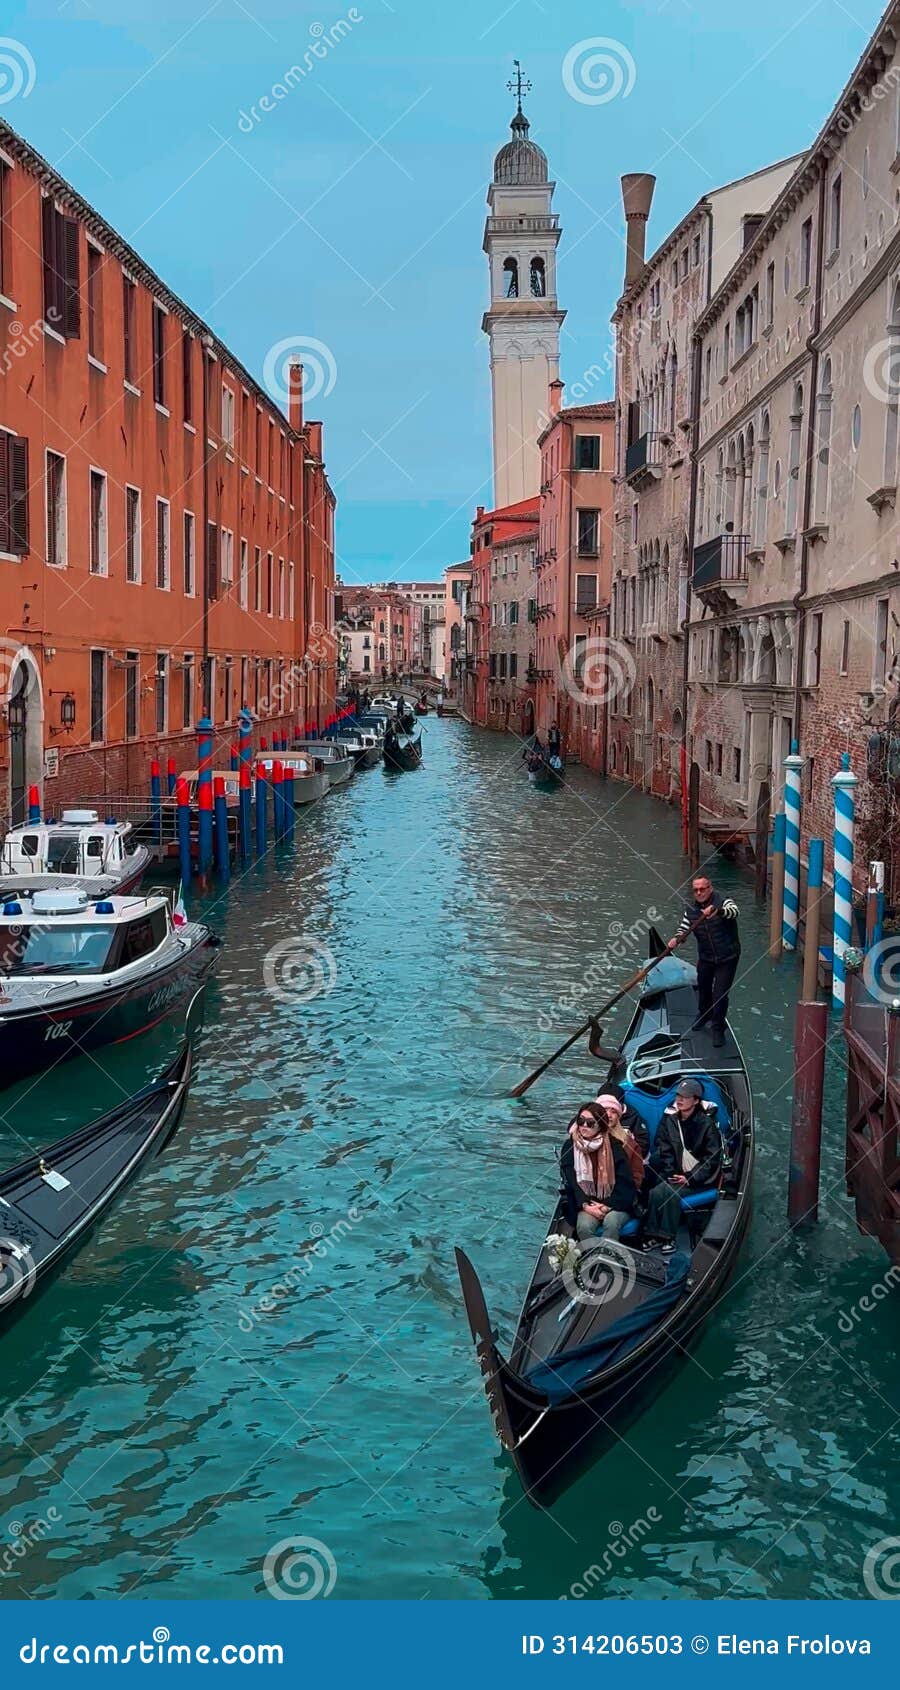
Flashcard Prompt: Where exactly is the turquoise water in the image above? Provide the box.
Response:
[0,720,896,1601]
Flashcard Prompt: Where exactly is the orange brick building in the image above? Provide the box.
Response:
[0,118,336,824]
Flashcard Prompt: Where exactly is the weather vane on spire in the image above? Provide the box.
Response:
[507,59,531,114]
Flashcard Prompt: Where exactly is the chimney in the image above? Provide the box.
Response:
[307,420,323,460]
[548,378,564,419]
[288,361,304,431]
[621,173,656,289]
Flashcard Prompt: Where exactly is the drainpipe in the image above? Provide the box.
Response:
[792,160,828,747]
[201,334,213,691]
[681,205,714,845]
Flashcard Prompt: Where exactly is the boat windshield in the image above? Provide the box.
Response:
[0,924,115,976]
[45,835,80,874]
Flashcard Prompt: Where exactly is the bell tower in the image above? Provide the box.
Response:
[483,64,565,508]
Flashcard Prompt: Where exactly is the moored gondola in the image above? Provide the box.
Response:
[382,730,423,772]
[455,928,754,1505]
[0,1041,194,1334]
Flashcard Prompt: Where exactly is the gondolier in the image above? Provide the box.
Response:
[667,873,740,1046]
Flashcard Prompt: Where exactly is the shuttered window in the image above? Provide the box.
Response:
[125,652,139,739]
[41,198,80,338]
[182,331,193,424]
[152,305,166,407]
[125,485,141,583]
[0,432,29,556]
[0,161,9,300]
[90,650,106,744]
[89,469,107,575]
[123,275,136,383]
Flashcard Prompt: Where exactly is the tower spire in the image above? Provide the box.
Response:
[507,59,531,119]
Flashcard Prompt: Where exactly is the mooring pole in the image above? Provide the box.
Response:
[27,785,41,824]
[255,760,267,856]
[802,839,825,1003]
[754,781,771,902]
[782,740,804,951]
[238,762,252,863]
[196,717,214,883]
[865,860,885,951]
[787,998,828,1227]
[150,758,162,845]
[214,776,230,882]
[176,776,192,889]
[166,756,177,797]
[769,811,786,959]
[831,753,858,1011]
[284,765,295,841]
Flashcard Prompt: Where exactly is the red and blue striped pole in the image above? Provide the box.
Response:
[230,743,238,772]
[283,764,295,840]
[214,775,230,881]
[239,761,252,862]
[176,776,192,889]
[272,759,284,837]
[196,716,214,879]
[166,756,176,796]
[27,784,40,824]
[255,760,268,855]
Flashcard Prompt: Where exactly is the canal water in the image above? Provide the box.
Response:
[0,720,896,1601]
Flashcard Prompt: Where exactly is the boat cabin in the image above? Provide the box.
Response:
[1,812,133,880]
[0,889,172,980]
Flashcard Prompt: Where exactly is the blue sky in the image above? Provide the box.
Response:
[0,0,886,585]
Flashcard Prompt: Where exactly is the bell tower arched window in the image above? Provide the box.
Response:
[530,256,545,297]
[503,257,519,299]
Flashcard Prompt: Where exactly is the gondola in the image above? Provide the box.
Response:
[382,731,423,772]
[455,928,754,1505]
[526,752,564,790]
[0,1040,194,1333]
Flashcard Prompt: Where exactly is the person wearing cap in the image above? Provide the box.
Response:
[666,872,740,1048]
[560,1101,639,1242]
[641,1079,723,1255]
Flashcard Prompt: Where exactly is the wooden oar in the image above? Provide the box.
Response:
[509,915,705,1099]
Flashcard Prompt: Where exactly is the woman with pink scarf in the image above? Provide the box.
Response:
[559,1100,638,1242]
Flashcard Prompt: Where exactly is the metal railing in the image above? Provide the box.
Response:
[692,533,750,591]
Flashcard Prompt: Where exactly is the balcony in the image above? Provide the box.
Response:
[625,432,663,489]
[692,533,750,597]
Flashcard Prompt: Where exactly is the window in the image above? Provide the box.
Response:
[703,346,712,402]
[0,431,28,556]
[239,538,249,608]
[183,510,195,596]
[253,545,261,611]
[206,522,218,602]
[222,384,235,449]
[830,174,842,254]
[182,332,193,425]
[489,653,497,678]
[202,655,214,719]
[692,233,701,268]
[530,256,545,297]
[220,527,234,587]
[800,218,813,290]
[278,557,285,617]
[874,597,890,689]
[117,910,167,967]
[814,359,833,524]
[509,599,518,625]
[503,256,518,298]
[125,484,141,583]
[41,199,80,337]
[288,561,295,621]
[498,653,507,680]
[182,655,194,729]
[266,551,273,614]
[155,653,168,735]
[509,652,518,679]
[89,468,107,575]
[152,304,166,407]
[86,243,102,360]
[45,450,66,568]
[715,743,723,776]
[267,421,274,486]
[840,620,850,675]
[156,498,170,589]
[805,612,822,686]
[125,651,139,740]
[576,509,599,557]
[224,658,233,723]
[90,649,105,743]
[705,739,713,773]
[732,745,742,783]
[240,392,250,464]
[575,573,598,614]
[575,434,600,471]
[255,409,262,476]
[122,275,136,384]
[765,261,775,328]
[723,321,730,372]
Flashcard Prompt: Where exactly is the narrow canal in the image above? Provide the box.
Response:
[0,720,896,1601]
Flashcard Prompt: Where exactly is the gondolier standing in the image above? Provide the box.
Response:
[667,873,740,1046]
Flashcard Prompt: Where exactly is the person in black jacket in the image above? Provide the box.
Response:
[560,1101,637,1241]
[667,873,740,1047]
[641,1079,723,1254]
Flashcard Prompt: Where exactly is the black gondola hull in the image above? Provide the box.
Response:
[0,1043,193,1334]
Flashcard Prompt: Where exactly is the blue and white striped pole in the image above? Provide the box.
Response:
[782,740,804,952]
[831,752,858,1011]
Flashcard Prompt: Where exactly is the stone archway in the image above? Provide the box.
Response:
[6,647,44,825]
